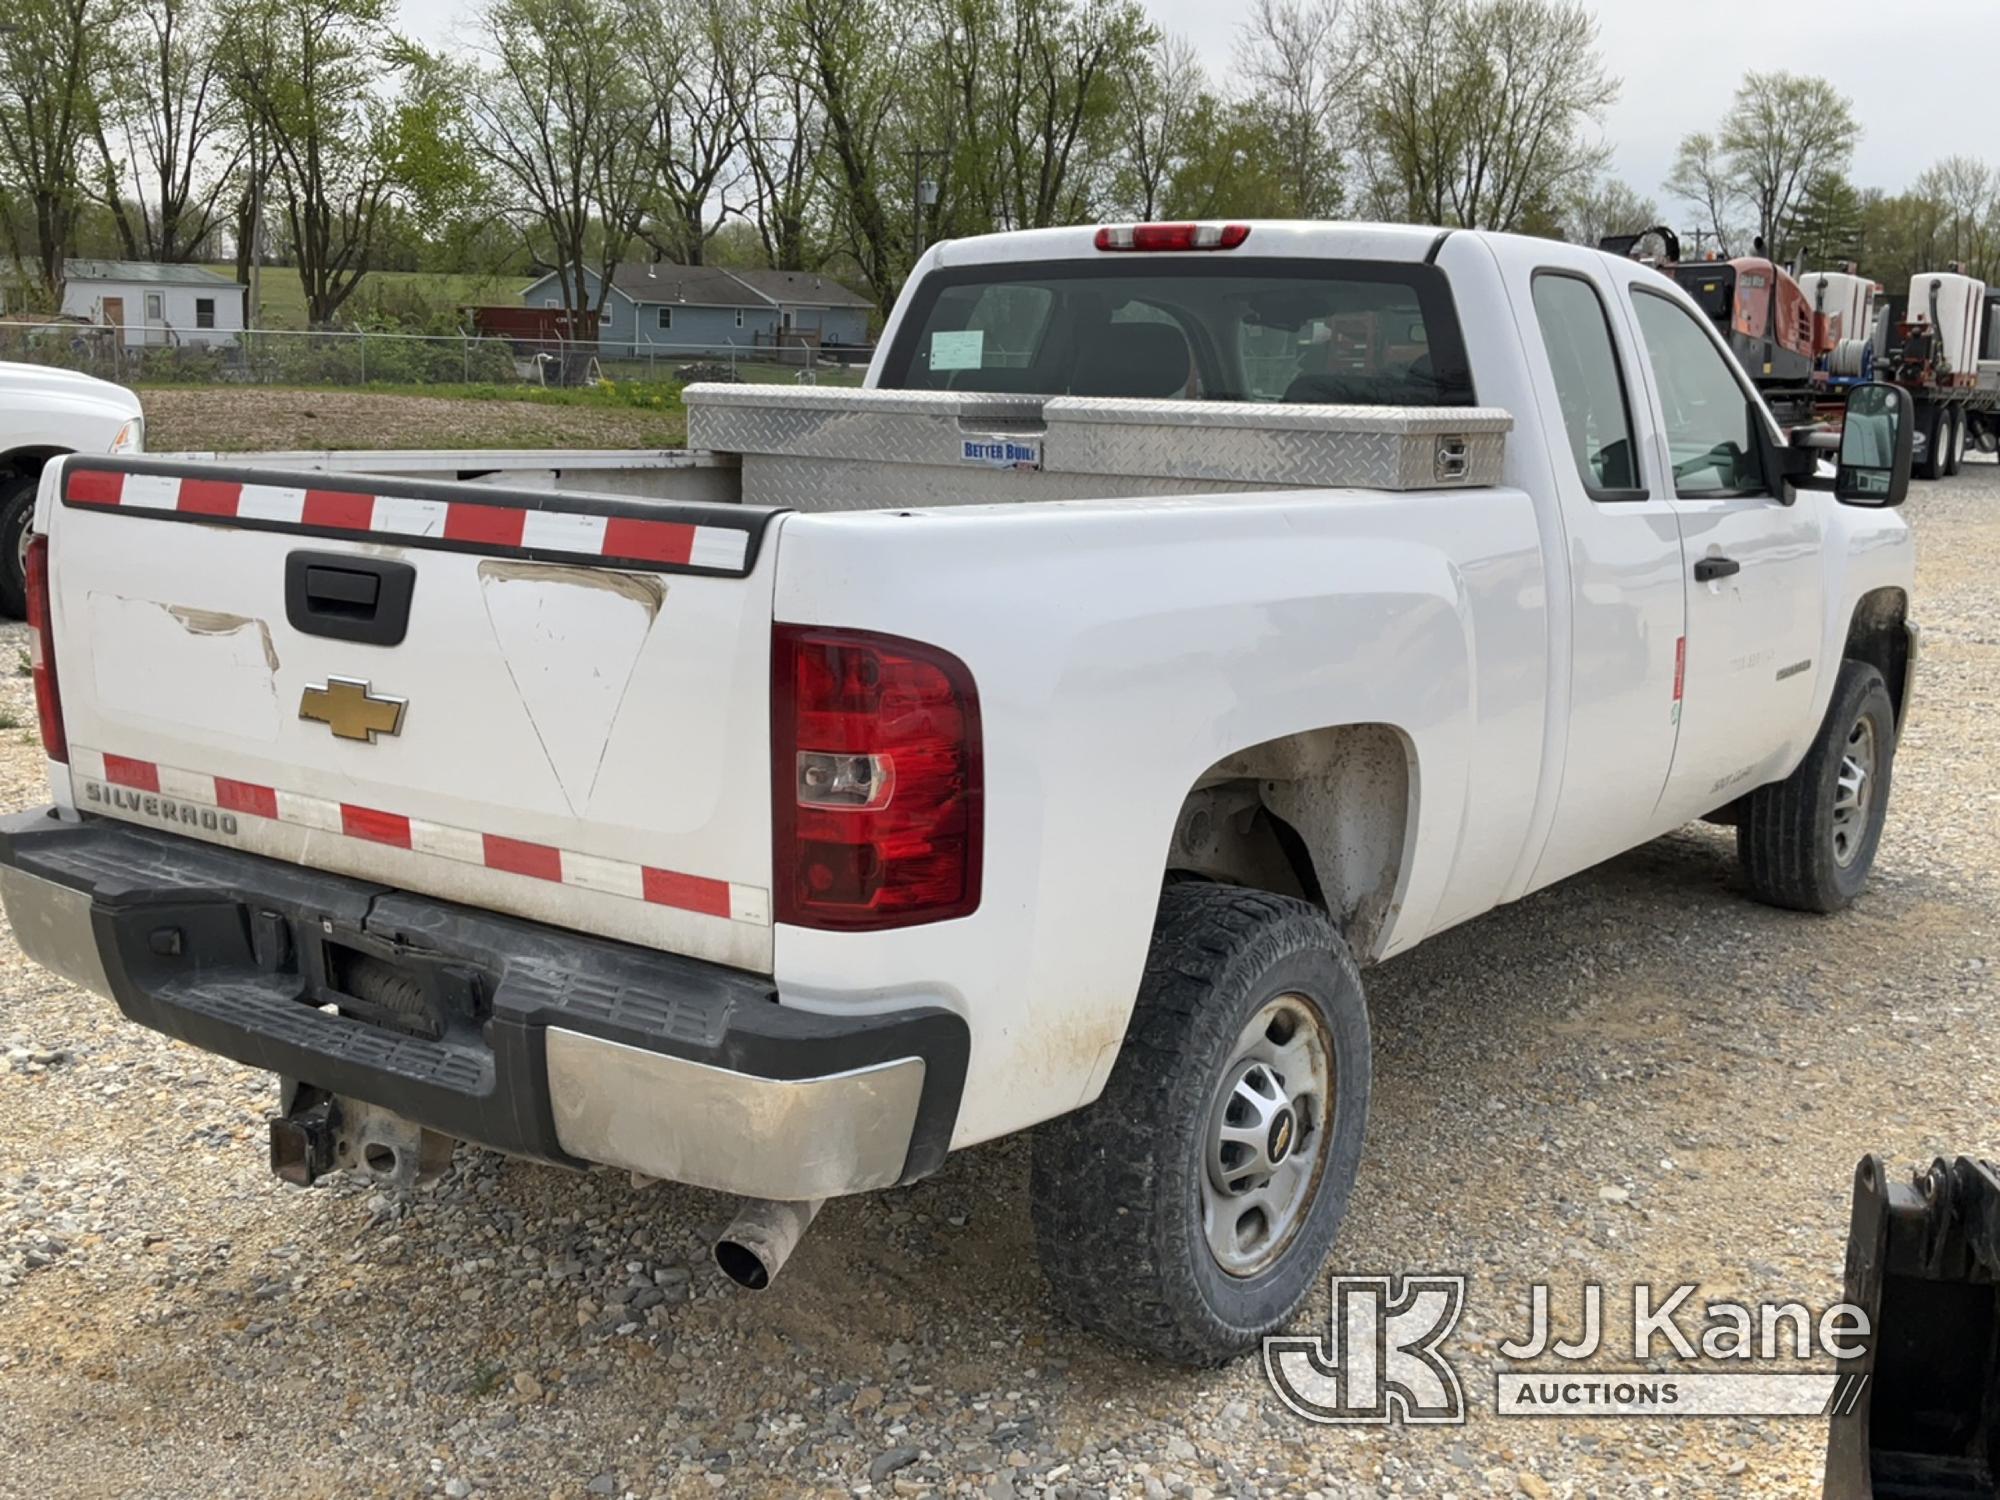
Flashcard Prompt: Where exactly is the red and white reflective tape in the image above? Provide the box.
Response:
[65,469,750,573]
[69,746,769,926]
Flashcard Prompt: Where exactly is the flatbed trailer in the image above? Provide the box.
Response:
[1811,280,2000,478]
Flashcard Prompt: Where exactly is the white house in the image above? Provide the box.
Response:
[62,260,248,348]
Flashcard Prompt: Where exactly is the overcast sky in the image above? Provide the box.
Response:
[399,0,1985,214]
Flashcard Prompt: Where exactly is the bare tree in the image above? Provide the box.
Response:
[1236,0,1351,217]
[1453,0,1614,231]
[630,0,745,266]
[786,0,902,307]
[992,0,1152,230]
[1717,70,1859,254]
[1114,33,1204,220]
[1355,0,1612,233]
[470,0,655,323]
[1663,130,1735,254]
[1913,156,2000,274]
[712,0,823,270]
[1562,175,1657,247]
[102,0,239,262]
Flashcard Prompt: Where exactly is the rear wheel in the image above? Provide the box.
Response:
[1946,408,1966,476]
[1914,404,1945,481]
[1030,883,1371,1364]
[1739,660,1897,913]
[0,474,36,619]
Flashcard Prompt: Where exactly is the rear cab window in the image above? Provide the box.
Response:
[1530,271,1645,499]
[878,259,1476,407]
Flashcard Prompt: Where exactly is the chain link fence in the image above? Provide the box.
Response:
[0,321,873,389]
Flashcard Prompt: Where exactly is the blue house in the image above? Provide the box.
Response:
[519,263,873,360]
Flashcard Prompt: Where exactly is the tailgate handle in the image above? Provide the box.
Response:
[286,551,417,646]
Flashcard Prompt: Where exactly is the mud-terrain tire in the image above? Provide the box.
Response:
[0,473,36,619]
[1739,660,1897,913]
[1030,882,1371,1364]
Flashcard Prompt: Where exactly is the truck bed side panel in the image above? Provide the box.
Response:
[766,489,1547,1147]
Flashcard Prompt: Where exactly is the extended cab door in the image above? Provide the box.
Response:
[1624,288,1826,823]
[1512,250,1690,892]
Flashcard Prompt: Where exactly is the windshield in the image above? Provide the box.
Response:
[877,257,1476,406]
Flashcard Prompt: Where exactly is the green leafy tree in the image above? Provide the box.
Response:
[785,0,901,307]
[1781,170,1863,269]
[992,0,1153,230]
[1701,70,1859,256]
[0,0,118,302]
[1160,97,1301,219]
[222,0,468,326]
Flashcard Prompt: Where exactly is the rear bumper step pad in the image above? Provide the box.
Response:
[0,809,966,1197]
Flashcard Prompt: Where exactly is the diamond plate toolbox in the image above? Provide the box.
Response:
[684,385,1512,508]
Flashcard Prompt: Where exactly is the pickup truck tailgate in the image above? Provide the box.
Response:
[40,457,781,972]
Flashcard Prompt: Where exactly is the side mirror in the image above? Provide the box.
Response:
[1835,383,1913,506]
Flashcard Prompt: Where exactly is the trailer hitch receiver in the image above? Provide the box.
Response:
[1824,1154,2000,1499]
[269,1099,337,1186]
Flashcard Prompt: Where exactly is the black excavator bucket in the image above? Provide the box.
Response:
[1825,1155,2000,1499]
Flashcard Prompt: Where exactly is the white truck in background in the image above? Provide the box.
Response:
[0,223,1921,1363]
[0,363,144,616]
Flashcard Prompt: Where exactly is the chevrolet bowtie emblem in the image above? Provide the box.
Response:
[300,677,406,743]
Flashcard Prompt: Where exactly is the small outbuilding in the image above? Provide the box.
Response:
[61,259,248,348]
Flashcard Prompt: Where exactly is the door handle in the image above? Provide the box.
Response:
[286,550,417,645]
[1693,556,1742,583]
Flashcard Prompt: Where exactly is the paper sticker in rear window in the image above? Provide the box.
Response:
[930,329,984,370]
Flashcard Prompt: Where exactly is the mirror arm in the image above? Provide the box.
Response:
[1759,426,1817,504]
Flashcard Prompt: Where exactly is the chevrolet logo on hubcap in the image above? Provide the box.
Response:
[300,677,406,743]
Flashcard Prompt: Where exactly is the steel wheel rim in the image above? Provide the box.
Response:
[1200,993,1334,1278]
[1831,713,1878,869]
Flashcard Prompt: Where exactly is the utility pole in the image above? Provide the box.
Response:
[910,147,945,272]
[246,67,266,338]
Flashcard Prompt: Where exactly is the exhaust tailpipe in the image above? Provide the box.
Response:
[714,1198,823,1290]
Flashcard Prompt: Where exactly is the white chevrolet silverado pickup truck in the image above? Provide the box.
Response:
[0,223,1919,1363]
[0,361,144,616]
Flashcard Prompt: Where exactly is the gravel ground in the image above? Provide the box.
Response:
[139,388,686,453]
[1,465,1996,1499]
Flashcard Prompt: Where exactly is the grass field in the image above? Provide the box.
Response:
[209,266,537,332]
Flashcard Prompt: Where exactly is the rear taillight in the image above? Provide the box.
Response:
[1094,222,1250,252]
[24,534,65,763]
[773,625,981,929]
